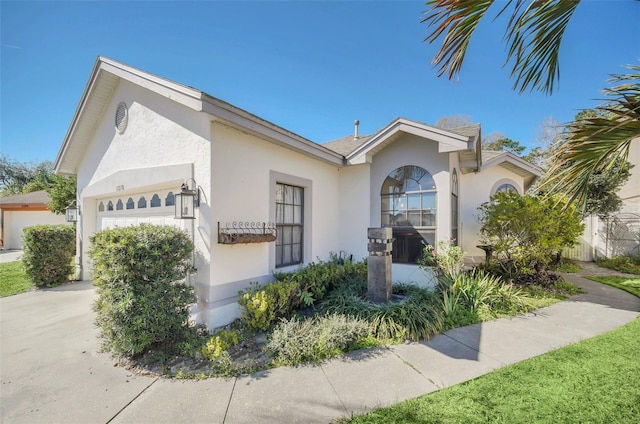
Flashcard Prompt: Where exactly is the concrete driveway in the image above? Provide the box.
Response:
[0,281,160,423]
[1,269,639,424]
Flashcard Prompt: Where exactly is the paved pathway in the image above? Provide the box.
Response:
[1,264,638,424]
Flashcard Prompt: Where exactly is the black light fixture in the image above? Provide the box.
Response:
[65,202,79,223]
[175,178,200,219]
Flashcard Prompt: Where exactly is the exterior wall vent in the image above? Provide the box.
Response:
[115,102,128,134]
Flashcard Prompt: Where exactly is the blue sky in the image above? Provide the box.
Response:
[1,1,639,164]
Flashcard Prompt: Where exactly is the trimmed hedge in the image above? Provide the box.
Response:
[89,224,195,357]
[22,224,76,287]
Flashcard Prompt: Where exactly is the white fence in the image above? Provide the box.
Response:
[563,210,640,261]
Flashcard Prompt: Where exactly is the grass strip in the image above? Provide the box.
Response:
[586,275,640,298]
[0,261,33,297]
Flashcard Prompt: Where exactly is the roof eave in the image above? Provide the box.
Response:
[202,94,344,166]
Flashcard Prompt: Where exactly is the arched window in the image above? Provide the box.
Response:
[116,199,123,210]
[381,165,436,264]
[98,202,104,212]
[150,194,161,207]
[165,192,175,207]
[138,196,147,209]
[495,183,518,194]
[126,198,135,210]
[107,201,114,211]
[451,169,459,244]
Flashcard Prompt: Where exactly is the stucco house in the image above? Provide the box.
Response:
[0,190,69,250]
[54,56,541,329]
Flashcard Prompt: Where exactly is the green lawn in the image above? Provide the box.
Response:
[0,261,34,297]
[345,317,640,424]
[586,275,640,298]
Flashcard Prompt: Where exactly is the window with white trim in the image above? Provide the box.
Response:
[275,183,303,268]
[381,165,436,264]
[451,169,459,244]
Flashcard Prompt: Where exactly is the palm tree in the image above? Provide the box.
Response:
[422,0,639,211]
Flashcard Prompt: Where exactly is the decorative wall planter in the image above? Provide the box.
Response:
[218,222,277,244]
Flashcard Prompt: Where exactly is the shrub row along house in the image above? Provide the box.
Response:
[54,57,541,329]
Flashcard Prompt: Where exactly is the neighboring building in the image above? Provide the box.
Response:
[54,57,541,329]
[565,137,640,260]
[0,190,69,250]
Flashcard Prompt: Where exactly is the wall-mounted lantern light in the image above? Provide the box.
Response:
[65,202,79,223]
[175,178,200,219]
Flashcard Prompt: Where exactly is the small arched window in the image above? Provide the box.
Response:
[98,202,104,212]
[116,199,123,210]
[150,194,161,207]
[126,198,135,210]
[107,201,114,211]
[165,192,175,207]
[495,183,517,194]
[138,196,147,209]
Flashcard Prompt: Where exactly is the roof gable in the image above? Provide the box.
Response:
[481,150,542,191]
[346,118,473,165]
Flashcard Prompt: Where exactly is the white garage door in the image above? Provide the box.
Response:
[97,189,187,232]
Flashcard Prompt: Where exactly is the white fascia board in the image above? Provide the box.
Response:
[99,58,203,112]
[481,152,542,177]
[54,58,106,175]
[347,118,469,164]
[54,56,206,175]
[202,95,344,167]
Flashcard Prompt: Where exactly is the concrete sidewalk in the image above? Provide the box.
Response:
[1,267,639,424]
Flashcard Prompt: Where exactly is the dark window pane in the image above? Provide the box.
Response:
[276,182,304,268]
[138,197,147,208]
[116,199,123,210]
[150,194,161,207]
[165,192,175,206]
[126,198,134,209]
[107,201,113,211]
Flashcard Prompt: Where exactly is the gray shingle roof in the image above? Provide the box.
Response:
[0,190,51,205]
[322,135,372,156]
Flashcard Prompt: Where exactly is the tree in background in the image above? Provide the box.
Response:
[0,154,76,214]
[484,137,526,155]
[422,0,639,213]
[434,114,473,130]
[46,174,77,215]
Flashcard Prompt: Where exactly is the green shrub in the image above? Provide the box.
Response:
[201,330,240,360]
[22,224,75,287]
[274,255,367,306]
[238,255,367,331]
[237,280,299,331]
[477,192,584,281]
[321,280,443,342]
[89,224,195,357]
[596,255,640,275]
[419,241,465,281]
[267,314,374,366]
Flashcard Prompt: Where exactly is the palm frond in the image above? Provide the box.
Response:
[504,0,580,94]
[422,0,498,80]
[540,64,640,212]
[422,0,581,94]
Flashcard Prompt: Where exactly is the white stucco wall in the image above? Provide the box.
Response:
[2,210,69,250]
[74,78,212,317]
[337,163,371,260]
[207,121,342,327]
